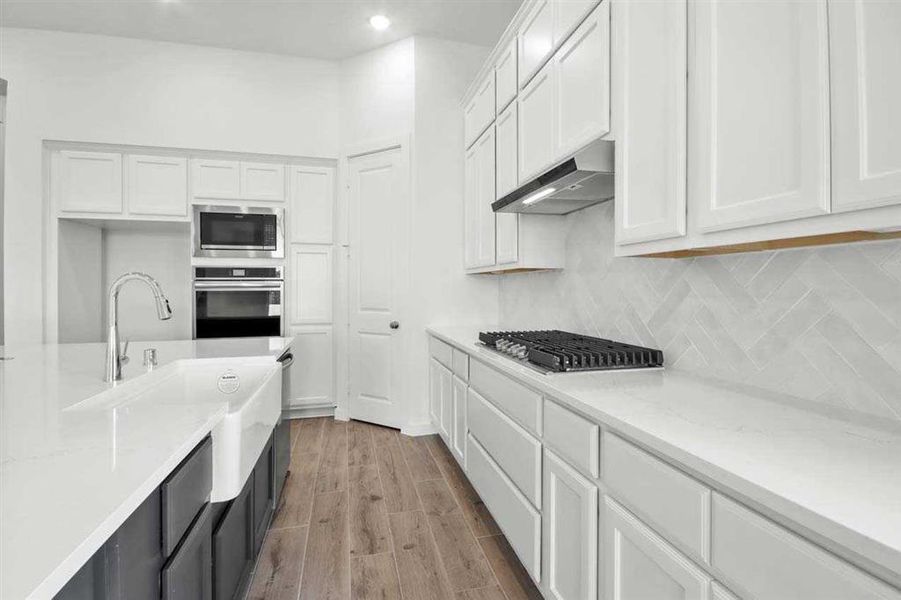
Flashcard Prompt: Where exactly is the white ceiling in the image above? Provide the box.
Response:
[0,0,522,60]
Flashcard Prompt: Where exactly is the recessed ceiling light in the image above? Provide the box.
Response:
[369,15,391,31]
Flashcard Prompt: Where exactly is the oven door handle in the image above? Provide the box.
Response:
[194,282,283,291]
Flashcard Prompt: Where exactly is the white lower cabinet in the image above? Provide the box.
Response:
[603,496,712,600]
[286,325,333,409]
[542,449,597,600]
[451,375,467,464]
[429,358,453,444]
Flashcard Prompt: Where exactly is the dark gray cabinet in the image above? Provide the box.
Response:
[274,417,291,503]
[252,436,275,554]
[161,503,213,600]
[162,436,213,557]
[212,475,254,600]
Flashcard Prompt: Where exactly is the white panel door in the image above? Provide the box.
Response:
[287,325,334,409]
[603,497,711,600]
[451,375,467,464]
[240,162,285,202]
[554,0,610,159]
[543,450,597,600]
[347,146,408,429]
[290,245,332,324]
[289,165,335,243]
[495,102,519,265]
[519,0,555,88]
[829,0,901,212]
[127,155,188,217]
[691,0,830,232]
[465,126,497,269]
[55,150,123,214]
[555,0,601,46]
[495,39,518,114]
[191,158,240,200]
[519,61,557,182]
[614,0,687,245]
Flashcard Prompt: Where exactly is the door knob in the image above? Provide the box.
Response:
[389,321,400,329]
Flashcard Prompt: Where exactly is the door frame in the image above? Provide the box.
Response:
[335,134,413,428]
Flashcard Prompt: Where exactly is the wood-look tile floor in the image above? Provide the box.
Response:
[246,417,543,600]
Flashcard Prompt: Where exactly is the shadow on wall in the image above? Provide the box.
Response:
[498,201,901,423]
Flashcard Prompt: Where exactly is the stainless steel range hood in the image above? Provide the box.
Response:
[492,140,614,215]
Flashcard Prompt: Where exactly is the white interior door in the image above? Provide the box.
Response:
[347,145,409,429]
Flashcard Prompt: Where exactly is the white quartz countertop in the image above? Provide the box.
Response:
[0,337,293,600]
[427,325,901,583]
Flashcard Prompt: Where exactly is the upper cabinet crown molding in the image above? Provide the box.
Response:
[690,0,831,232]
[53,150,124,214]
[829,0,901,213]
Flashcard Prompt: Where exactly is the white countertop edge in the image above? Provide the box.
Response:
[31,409,226,600]
[425,326,901,583]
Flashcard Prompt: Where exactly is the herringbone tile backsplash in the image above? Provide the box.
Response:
[498,202,901,423]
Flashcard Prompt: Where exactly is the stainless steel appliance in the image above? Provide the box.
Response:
[492,140,615,215]
[479,330,663,373]
[193,267,283,339]
[192,205,284,259]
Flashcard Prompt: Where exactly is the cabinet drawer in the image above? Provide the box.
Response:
[602,433,710,562]
[543,399,599,478]
[711,493,901,600]
[452,348,470,381]
[466,434,541,583]
[469,359,542,435]
[161,502,213,600]
[429,336,454,369]
[468,387,542,507]
[162,436,213,557]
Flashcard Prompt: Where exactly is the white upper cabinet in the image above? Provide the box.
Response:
[519,0,555,88]
[614,0,687,245]
[289,165,334,244]
[54,150,123,214]
[465,73,496,149]
[126,155,188,217]
[191,158,240,200]
[495,39,518,114]
[553,1,611,159]
[690,0,831,232]
[291,244,333,324]
[496,103,519,265]
[519,61,557,182]
[555,0,601,49]
[240,162,285,202]
[603,497,712,600]
[829,0,901,213]
[464,126,497,269]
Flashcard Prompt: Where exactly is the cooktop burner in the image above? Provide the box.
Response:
[478,330,664,373]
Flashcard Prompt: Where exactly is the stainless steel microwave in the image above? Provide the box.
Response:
[192,205,284,258]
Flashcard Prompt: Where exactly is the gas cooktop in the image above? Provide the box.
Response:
[478,330,664,373]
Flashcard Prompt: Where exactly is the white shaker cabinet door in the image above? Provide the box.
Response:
[464,126,497,269]
[289,165,335,244]
[495,39,518,114]
[290,245,332,324]
[554,0,610,160]
[191,159,240,200]
[614,0,687,245]
[286,325,334,409]
[240,162,285,202]
[495,102,519,265]
[519,0,555,88]
[451,375,467,464]
[829,0,901,212]
[603,497,711,600]
[429,358,443,430]
[519,61,557,183]
[543,450,597,600]
[438,361,453,443]
[127,154,188,217]
[54,150,123,214]
[465,73,496,149]
[555,0,601,47]
[690,0,830,232]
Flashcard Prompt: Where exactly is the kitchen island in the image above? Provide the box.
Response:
[0,337,292,599]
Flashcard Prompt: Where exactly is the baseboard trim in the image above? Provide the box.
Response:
[284,405,336,420]
[401,421,438,437]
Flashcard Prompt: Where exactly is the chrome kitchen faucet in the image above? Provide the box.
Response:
[104,272,172,382]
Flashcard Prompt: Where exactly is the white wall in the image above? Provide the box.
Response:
[0,27,341,343]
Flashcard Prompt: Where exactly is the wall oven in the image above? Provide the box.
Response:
[192,205,284,258]
[193,267,283,339]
